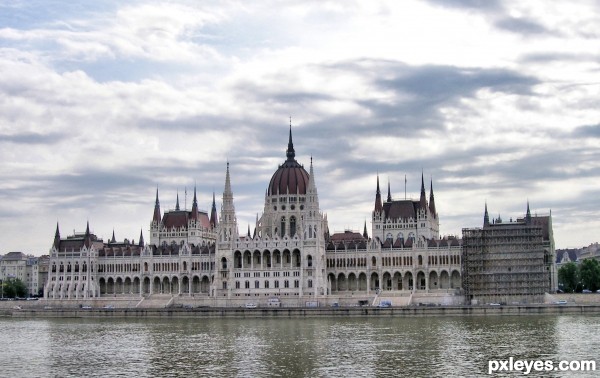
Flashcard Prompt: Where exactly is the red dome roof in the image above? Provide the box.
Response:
[267,126,309,196]
[268,160,309,195]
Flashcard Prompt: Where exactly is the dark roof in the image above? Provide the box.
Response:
[2,252,26,260]
[329,231,365,243]
[383,200,421,220]
[556,249,579,264]
[162,210,210,229]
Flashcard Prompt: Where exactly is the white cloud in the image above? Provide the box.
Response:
[1,0,600,252]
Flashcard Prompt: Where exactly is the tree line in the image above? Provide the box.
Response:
[558,259,600,293]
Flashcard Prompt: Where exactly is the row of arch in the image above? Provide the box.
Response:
[97,275,213,295]
[327,270,461,292]
[228,249,310,270]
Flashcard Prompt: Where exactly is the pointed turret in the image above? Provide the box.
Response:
[138,229,144,246]
[387,180,392,202]
[175,191,180,211]
[363,220,368,239]
[111,229,116,243]
[484,203,490,227]
[247,224,251,238]
[210,192,218,229]
[419,172,427,209]
[307,156,320,208]
[253,213,258,238]
[224,162,232,195]
[84,221,91,248]
[429,179,437,218]
[220,162,238,241]
[286,122,295,161]
[191,186,199,220]
[53,222,61,249]
[153,188,161,224]
[525,201,532,224]
[374,174,383,213]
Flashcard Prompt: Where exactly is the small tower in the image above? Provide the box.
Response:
[175,191,180,211]
[429,179,437,218]
[387,180,392,203]
[53,222,61,250]
[484,203,490,227]
[84,221,91,249]
[191,186,199,221]
[219,162,238,241]
[152,188,161,224]
[138,229,144,247]
[525,201,532,225]
[210,192,218,229]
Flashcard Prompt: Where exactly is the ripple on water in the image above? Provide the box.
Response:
[0,315,598,377]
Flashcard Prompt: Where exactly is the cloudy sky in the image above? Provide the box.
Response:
[1,0,599,254]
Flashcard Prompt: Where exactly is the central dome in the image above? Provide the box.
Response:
[267,127,309,196]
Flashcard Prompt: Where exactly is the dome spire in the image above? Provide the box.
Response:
[286,117,295,161]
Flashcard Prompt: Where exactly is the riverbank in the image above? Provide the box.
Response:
[4,304,600,318]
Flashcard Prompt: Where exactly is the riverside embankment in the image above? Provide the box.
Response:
[3,304,600,318]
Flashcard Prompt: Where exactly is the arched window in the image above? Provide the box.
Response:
[386,233,393,242]
[245,281,250,289]
[221,257,227,269]
[290,216,296,237]
[309,225,313,238]
[372,256,377,267]
[307,255,313,267]
[280,216,286,238]
[255,280,260,289]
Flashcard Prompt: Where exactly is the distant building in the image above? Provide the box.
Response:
[578,242,600,263]
[461,203,556,304]
[0,251,40,296]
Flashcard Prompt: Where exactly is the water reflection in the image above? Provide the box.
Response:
[0,316,598,377]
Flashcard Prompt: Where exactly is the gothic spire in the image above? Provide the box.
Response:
[387,180,392,202]
[225,161,232,195]
[210,191,218,229]
[111,229,116,243]
[484,202,490,227]
[138,229,144,246]
[84,221,91,248]
[286,121,295,161]
[191,186,199,220]
[175,191,180,211]
[363,220,368,239]
[526,200,532,224]
[419,171,427,209]
[53,222,61,249]
[374,174,383,213]
[153,187,161,223]
[429,178,437,218]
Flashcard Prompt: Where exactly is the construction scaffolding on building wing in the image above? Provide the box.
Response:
[461,204,556,305]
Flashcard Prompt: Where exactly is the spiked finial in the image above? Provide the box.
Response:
[387,180,392,202]
[526,200,532,224]
[286,121,295,161]
[53,222,61,249]
[374,174,383,213]
[175,190,180,211]
[484,202,490,226]
[139,229,144,246]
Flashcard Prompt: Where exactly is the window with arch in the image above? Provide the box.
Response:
[245,281,250,289]
[386,233,393,241]
[280,216,286,238]
[255,280,260,289]
[290,216,296,237]
[221,257,227,269]
[307,255,313,267]
[235,281,240,289]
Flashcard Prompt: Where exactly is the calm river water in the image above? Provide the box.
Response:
[1,315,599,377]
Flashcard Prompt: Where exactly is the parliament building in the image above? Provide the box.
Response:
[44,128,552,307]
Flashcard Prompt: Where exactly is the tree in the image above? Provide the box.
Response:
[1,278,27,298]
[558,262,578,293]
[579,259,600,292]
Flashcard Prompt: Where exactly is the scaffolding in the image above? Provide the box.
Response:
[462,224,548,304]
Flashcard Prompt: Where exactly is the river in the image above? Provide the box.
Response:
[1,315,598,377]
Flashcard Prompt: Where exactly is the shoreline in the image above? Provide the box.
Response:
[4,304,600,319]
